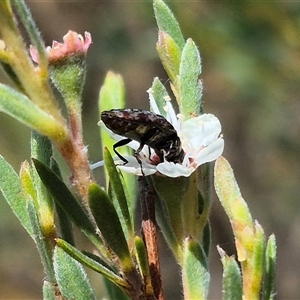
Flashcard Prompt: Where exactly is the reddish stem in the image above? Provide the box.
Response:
[139,177,164,300]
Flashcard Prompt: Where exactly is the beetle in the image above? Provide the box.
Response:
[101,108,184,169]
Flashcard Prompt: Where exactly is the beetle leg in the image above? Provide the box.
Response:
[113,138,132,164]
[148,146,152,161]
[134,142,146,176]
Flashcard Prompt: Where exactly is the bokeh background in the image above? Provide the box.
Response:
[1,1,300,299]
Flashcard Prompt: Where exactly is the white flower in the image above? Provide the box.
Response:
[97,90,224,177]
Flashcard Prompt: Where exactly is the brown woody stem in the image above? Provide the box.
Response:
[138,176,164,300]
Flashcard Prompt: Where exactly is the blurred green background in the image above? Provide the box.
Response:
[1,1,300,299]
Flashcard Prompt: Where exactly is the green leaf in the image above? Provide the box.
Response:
[31,131,53,165]
[82,251,116,273]
[31,132,55,236]
[53,246,96,300]
[263,234,277,300]
[181,172,208,244]
[202,222,211,259]
[0,62,23,91]
[215,157,267,299]
[156,31,181,82]
[135,236,154,297]
[242,221,266,298]
[149,77,170,117]
[217,246,242,300]
[12,0,48,69]
[178,39,202,117]
[99,71,126,112]
[50,157,75,246]
[43,280,59,300]
[99,71,126,157]
[154,190,181,260]
[104,277,131,300]
[88,182,134,272]
[134,236,150,278]
[32,158,104,252]
[104,148,133,240]
[99,71,136,214]
[152,175,189,260]
[182,237,210,300]
[214,156,253,228]
[0,154,33,237]
[27,200,55,282]
[153,0,185,50]
[0,83,67,141]
[56,238,129,290]
[20,160,37,205]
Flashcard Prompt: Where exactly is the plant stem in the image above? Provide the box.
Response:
[139,177,164,300]
[57,137,92,204]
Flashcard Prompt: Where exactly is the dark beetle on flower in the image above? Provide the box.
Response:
[101,108,184,166]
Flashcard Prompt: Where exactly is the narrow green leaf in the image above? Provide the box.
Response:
[50,157,75,246]
[214,156,253,228]
[53,246,96,300]
[153,0,185,49]
[82,251,116,273]
[43,280,60,300]
[104,147,133,240]
[12,0,48,68]
[135,236,154,297]
[156,31,181,82]
[0,83,67,141]
[202,222,211,259]
[99,71,125,112]
[215,157,266,299]
[217,246,242,300]
[31,132,55,234]
[181,172,208,244]
[149,77,170,117]
[99,71,136,216]
[32,158,104,251]
[104,277,131,300]
[242,221,266,298]
[88,182,134,272]
[0,62,23,91]
[178,39,202,117]
[182,237,210,300]
[152,175,189,260]
[31,131,52,165]
[56,238,129,290]
[20,160,37,205]
[0,1,14,19]
[155,190,181,260]
[135,236,150,278]
[200,162,212,212]
[99,71,126,159]
[27,200,55,282]
[0,155,33,237]
[263,234,277,300]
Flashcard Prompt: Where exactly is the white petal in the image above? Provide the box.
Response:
[194,138,224,166]
[156,161,195,177]
[118,165,157,176]
[117,156,157,176]
[90,160,105,170]
[180,114,222,150]
[164,100,180,131]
